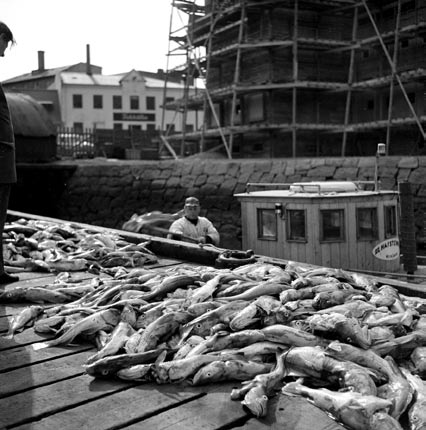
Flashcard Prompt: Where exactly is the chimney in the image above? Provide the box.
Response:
[38,51,45,72]
[86,44,92,75]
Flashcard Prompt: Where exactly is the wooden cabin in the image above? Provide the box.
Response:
[235,181,401,272]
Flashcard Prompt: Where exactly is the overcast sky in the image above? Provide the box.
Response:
[0,0,188,81]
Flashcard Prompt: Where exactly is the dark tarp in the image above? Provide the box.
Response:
[5,93,56,137]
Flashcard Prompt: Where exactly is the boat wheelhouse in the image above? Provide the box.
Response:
[235,181,400,272]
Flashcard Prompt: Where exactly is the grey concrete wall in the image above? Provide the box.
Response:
[36,156,425,250]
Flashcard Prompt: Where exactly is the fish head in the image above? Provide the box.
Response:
[242,385,268,417]
[192,361,225,385]
[408,400,426,430]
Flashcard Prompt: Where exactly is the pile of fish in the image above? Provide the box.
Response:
[4,256,426,429]
[2,217,158,273]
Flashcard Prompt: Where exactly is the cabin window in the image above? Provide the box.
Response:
[320,209,345,242]
[286,209,307,242]
[257,209,277,240]
[357,207,378,240]
[384,205,397,238]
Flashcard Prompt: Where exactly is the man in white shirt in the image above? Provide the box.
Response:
[168,197,220,246]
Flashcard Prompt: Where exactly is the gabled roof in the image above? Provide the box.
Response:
[2,62,103,84]
[61,72,125,86]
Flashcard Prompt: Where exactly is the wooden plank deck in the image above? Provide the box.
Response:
[0,260,346,430]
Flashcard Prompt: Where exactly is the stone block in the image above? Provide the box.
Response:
[409,167,426,184]
[194,174,208,186]
[306,165,336,178]
[334,167,359,180]
[398,157,418,169]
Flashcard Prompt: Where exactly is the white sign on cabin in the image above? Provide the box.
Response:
[372,238,400,261]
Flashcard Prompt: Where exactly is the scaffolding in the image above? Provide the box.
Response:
[162,0,426,158]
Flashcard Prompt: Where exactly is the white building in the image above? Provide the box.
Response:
[3,50,202,134]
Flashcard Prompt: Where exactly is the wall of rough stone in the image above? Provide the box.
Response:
[12,156,426,250]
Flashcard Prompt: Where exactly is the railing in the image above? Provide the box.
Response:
[56,127,160,159]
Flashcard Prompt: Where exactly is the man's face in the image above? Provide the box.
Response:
[184,203,200,220]
[0,35,10,57]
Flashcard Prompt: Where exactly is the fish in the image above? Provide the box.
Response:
[186,330,267,357]
[192,359,273,385]
[153,352,238,384]
[84,348,170,377]
[316,299,376,319]
[231,350,288,417]
[312,288,368,309]
[261,324,328,348]
[308,312,372,349]
[401,367,426,430]
[222,281,291,302]
[377,356,413,420]
[410,347,426,378]
[32,308,120,350]
[140,274,200,302]
[325,341,393,380]
[181,300,248,338]
[363,309,417,328]
[125,311,192,354]
[86,321,135,364]
[116,363,153,381]
[229,296,280,331]
[33,314,66,334]
[188,273,225,304]
[282,381,393,430]
[5,305,44,339]
[186,301,224,317]
[232,341,287,360]
[368,411,403,430]
[372,330,426,359]
[0,287,70,304]
[173,335,205,360]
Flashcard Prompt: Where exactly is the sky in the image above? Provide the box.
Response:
[0,0,188,81]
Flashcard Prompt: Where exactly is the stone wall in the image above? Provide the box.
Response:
[12,156,426,250]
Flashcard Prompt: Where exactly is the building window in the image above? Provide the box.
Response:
[113,123,123,130]
[73,122,83,132]
[408,92,416,103]
[93,95,103,109]
[367,99,374,110]
[286,209,306,242]
[384,205,397,238]
[165,97,175,103]
[185,124,194,132]
[130,96,139,110]
[129,124,141,131]
[363,49,370,58]
[257,208,277,240]
[320,209,345,242]
[73,94,82,108]
[146,124,156,131]
[113,95,122,110]
[146,96,156,110]
[357,207,378,240]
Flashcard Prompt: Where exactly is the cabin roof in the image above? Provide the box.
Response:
[235,181,397,199]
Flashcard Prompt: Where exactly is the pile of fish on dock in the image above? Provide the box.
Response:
[2,219,426,430]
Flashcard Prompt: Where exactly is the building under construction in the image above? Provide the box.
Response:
[162,0,425,158]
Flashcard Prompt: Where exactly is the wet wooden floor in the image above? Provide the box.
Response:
[0,258,346,430]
